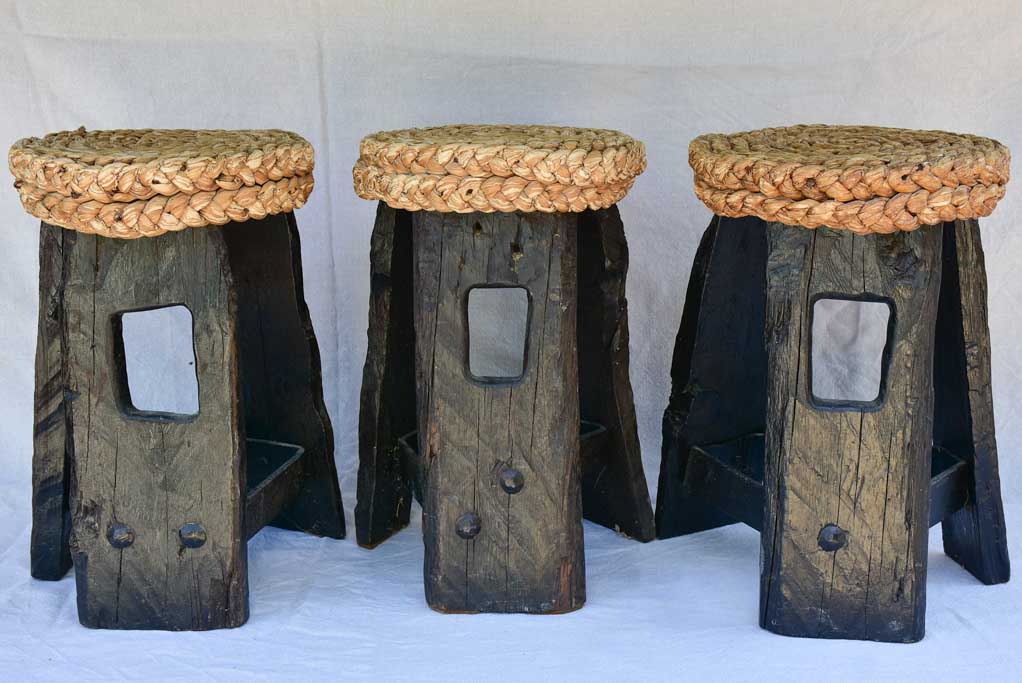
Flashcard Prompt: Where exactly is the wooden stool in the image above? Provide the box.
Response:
[9,128,345,630]
[656,125,1011,642]
[352,125,655,613]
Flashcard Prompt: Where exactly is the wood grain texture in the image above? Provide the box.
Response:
[934,219,1010,584]
[31,223,73,580]
[355,203,418,547]
[65,228,247,630]
[577,207,654,541]
[760,224,942,643]
[656,216,769,538]
[414,211,584,613]
[222,212,344,539]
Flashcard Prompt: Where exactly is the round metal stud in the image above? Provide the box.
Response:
[455,513,482,540]
[818,523,849,552]
[178,522,207,549]
[107,523,135,549]
[498,466,525,495]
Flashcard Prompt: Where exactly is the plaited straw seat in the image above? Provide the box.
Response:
[353,124,646,213]
[353,124,654,615]
[9,129,343,630]
[689,125,1009,232]
[10,128,315,237]
[656,125,1010,643]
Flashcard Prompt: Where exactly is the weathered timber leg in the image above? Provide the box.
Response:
[222,213,344,539]
[31,223,73,580]
[760,224,942,643]
[933,219,1010,584]
[65,228,247,630]
[577,207,654,541]
[355,204,418,547]
[415,211,584,613]
[655,216,769,538]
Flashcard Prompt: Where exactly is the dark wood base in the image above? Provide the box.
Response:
[223,213,345,540]
[655,216,768,538]
[356,203,653,613]
[414,210,585,613]
[577,209,656,541]
[656,216,1010,643]
[30,214,344,630]
[933,220,1010,585]
[355,205,418,548]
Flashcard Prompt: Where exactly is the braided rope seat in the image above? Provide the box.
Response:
[9,128,315,238]
[353,124,646,213]
[690,125,1010,234]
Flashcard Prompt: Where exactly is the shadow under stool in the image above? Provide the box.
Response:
[10,128,345,630]
[352,125,655,613]
[655,125,1011,643]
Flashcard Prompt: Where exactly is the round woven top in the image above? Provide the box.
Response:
[690,125,1010,233]
[9,128,315,238]
[353,124,646,213]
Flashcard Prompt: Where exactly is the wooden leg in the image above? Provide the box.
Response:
[655,216,769,538]
[577,207,655,541]
[31,223,73,580]
[222,213,345,540]
[65,228,247,630]
[414,211,584,613]
[760,225,942,643]
[355,204,418,547]
[933,219,1010,584]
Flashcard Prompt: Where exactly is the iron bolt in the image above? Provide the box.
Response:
[456,513,482,540]
[178,522,207,549]
[498,466,525,494]
[818,523,849,552]
[107,523,135,549]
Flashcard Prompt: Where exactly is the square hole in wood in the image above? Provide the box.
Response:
[467,286,530,383]
[810,296,893,408]
[118,305,199,417]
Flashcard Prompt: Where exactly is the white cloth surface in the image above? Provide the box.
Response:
[1,1,1021,679]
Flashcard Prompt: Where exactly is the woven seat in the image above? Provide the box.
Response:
[8,128,315,238]
[690,125,1010,233]
[353,124,646,213]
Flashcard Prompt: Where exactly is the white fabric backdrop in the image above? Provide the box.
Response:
[1,1,1021,679]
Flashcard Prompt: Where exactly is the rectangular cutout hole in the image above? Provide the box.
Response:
[119,305,199,417]
[467,286,530,383]
[811,297,893,407]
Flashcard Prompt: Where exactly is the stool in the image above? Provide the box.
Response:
[9,128,345,630]
[656,125,1011,642]
[352,125,655,613]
